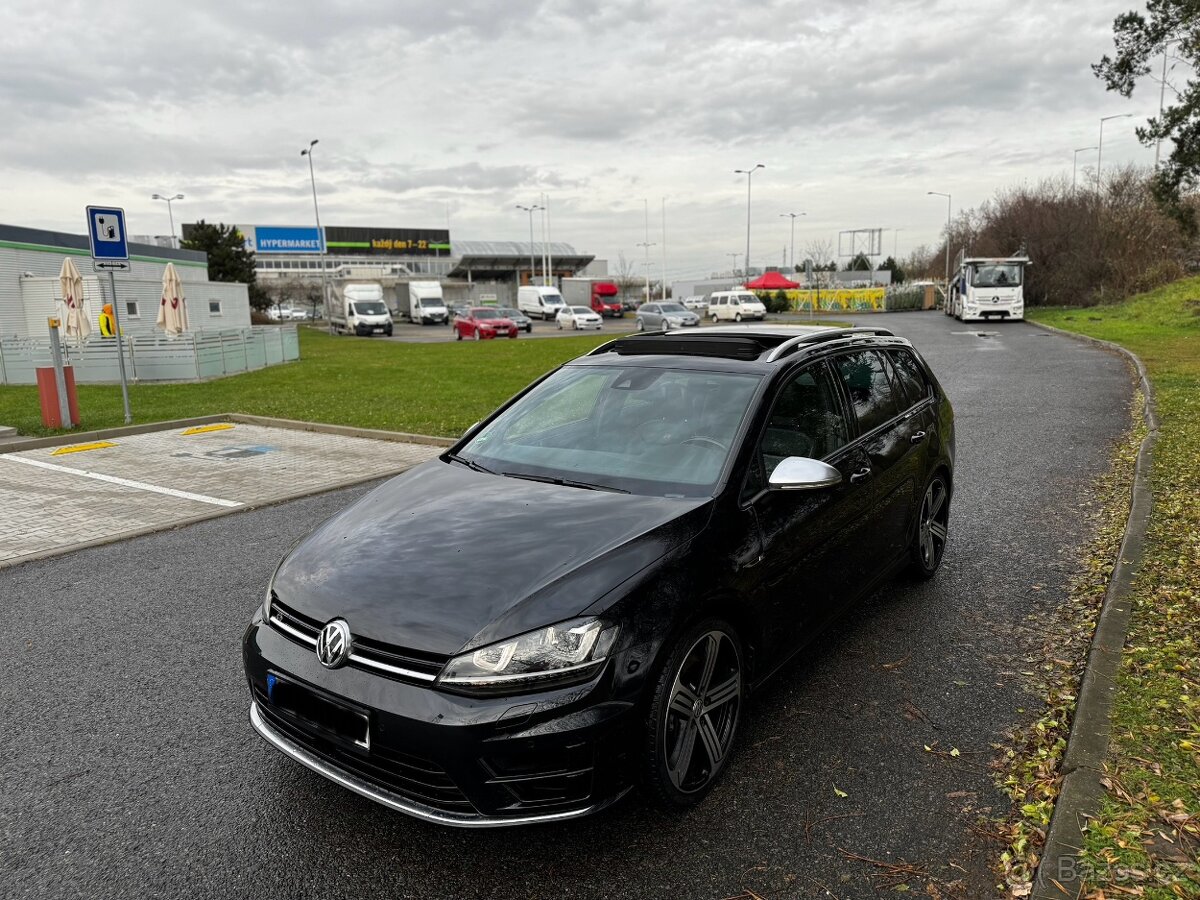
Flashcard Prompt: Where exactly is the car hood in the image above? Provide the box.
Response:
[271,460,712,656]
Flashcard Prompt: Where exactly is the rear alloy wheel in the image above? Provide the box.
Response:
[645,619,743,808]
[711,313,719,323]
[557,320,563,330]
[910,474,950,579]
[635,318,644,331]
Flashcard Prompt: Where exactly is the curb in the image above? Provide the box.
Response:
[1027,321,1160,899]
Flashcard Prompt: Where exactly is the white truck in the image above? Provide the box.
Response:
[403,281,449,325]
[946,253,1031,322]
[333,283,393,337]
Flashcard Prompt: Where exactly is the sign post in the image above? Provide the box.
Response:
[86,206,132,424]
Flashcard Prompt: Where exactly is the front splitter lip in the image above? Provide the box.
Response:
[249,702,629,828]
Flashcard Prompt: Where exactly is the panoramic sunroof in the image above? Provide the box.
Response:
[605,334,777,361]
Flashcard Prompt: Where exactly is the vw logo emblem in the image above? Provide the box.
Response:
[315,619,352,669]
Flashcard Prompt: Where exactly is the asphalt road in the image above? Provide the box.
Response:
[0,313,1132,899]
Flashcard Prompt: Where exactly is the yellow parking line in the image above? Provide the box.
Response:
[181,424,235,436]
[50,441,118,456]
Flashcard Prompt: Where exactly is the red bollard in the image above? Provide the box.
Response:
[36,365,80,429]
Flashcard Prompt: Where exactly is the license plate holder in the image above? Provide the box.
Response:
[266,671,370,750]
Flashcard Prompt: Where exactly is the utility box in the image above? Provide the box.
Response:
[36,366,80,428]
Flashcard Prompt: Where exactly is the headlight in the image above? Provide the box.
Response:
[262,584,273,620]
[437,618,617,694]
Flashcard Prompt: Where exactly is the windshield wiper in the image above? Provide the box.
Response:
[446,452,497,475]
[501,472,630,494]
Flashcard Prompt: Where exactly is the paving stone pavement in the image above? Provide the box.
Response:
[0,423,442,567]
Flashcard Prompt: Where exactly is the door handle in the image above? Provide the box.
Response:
[849,467,872,484]
[910,430,927,444]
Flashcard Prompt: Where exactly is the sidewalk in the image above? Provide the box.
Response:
[0,420,443,568]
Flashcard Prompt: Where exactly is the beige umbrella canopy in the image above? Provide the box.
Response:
[59,257,91,340]
[156,262,189,335]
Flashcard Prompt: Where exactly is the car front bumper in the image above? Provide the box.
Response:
[243,617,638,827]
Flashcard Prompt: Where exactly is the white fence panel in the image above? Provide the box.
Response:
[71,339,127,383]
[263,328,284,365]
[244,330,267,369]
[130,334,200,381]
[195,334,225,379]
[219,330,247,374]
[281,326,299,361]
[0,338,49,384]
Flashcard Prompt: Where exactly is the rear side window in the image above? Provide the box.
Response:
[834,351,901,434]
[888,349,932,408]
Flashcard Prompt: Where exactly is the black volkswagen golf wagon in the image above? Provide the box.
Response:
[243,326,955,826]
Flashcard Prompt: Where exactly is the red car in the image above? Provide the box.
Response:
[454,307,519,341]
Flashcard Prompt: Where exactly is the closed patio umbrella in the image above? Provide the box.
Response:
[59,257,91,340]
[156,262,189,335]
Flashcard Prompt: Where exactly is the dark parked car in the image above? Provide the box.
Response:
[244,326,954,826]
[495,307,533,333]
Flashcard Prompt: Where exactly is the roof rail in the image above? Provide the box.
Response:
[763,327,895,363]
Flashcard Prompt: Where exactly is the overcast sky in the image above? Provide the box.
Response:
[0,0,1168,281]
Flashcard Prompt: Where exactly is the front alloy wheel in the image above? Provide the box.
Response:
[646,619,742,807]
[911,474,950,579]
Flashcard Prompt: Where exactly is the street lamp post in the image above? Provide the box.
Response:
[1098,114,1133,189]
[150,193,184,247]
[734,164,764,281]
[300,140,332,334]
[779,212,805,270]
[1073,146,1098,192]
[927,191,952,290]
[637,199,655,306]
[516,204,544,285]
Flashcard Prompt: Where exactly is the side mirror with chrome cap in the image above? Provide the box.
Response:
[768,457,842,490]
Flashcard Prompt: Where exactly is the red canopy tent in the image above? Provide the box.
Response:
[744,271,799,290]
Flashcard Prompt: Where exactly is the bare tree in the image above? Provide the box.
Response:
[613,252,641,304]
[802,238,835,269]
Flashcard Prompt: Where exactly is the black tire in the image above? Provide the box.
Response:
[909,472,950,579]
[644,618,743,809]
[635,318,644,331]
[734,312,742,322]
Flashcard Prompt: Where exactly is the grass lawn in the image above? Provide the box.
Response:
[1029,280,1200,896]
[0,329,615,438]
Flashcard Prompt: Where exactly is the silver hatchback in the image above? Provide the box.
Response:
[636,302,700,330]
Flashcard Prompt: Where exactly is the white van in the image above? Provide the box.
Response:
[706,291,767,322]
[517,285,567,321]
[336,283,393,337]
[405,281,449,325]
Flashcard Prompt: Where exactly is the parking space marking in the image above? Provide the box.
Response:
[0,455,242,508]
[181,424,236,435]
[50,441,119,456]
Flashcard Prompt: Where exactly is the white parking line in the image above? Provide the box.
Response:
[0,455,243,508]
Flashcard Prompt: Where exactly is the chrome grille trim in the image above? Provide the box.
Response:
[267,612,439,682]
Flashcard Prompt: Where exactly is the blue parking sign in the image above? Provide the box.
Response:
[86,206,129,262]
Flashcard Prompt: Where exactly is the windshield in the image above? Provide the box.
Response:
[497,308,522,317]
[571,306,591,315]
[457,365,762,496]
[972,264,1023,287]
[542,293,565,306]
[352,302,388,315]
[473,309,501,319]
[737,294,761,305]
[417,297,444,307]
[660,303,686,313]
